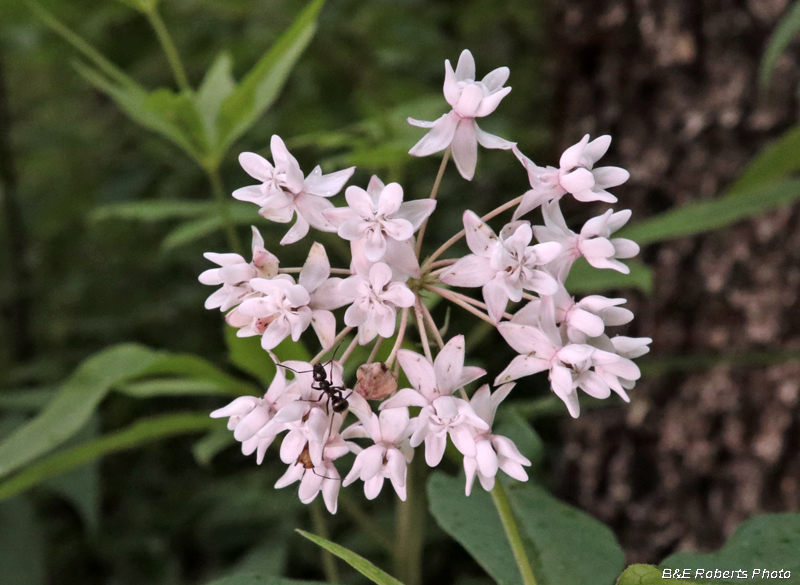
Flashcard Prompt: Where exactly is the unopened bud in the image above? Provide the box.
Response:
[354,362,397,401]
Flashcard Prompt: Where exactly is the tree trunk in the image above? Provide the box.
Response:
[547,0,800,563]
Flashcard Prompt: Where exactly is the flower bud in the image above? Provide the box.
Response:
[354,362,397,401]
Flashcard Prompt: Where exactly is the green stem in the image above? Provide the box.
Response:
[207,166,244,255]
[491,482,537,585]
[394,455,426,585]
[310,499,340,584]
[144,7,190,92]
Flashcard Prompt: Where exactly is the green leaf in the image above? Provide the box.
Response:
[161,216,224,250]
[616,564,696,585]
[617,179,800,246]
[429,473,625,585]
[759,1,800,90]
[0,496,45,585]
[196,52,237,150]
[117,378,240,398]
[565,258,653,294]
[295,529,404,585]
[205,574,324,585]
[0,413,216,502]
[225,326,276,386]
[0,344,161,481]
[427,473,524,585]
[113,0,159,14]
[0,345,253,480]
[0,389,55,411]
[505,481,625,585]
[727,125,800,197]
[90,200,215,223]
[73,60,206,163]
[662,513,800,583]
[216,0,326,154]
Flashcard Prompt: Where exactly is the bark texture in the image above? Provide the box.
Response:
[547,0,800,563]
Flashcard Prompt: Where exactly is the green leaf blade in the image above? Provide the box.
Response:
[217,0,326,153]
[295,529,404,585]
[759,1,800,91]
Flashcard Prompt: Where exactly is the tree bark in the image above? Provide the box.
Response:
[547,0,800,563]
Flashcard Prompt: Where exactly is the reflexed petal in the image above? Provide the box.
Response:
[304,165,355,197]
[611,238,640,258]
[482,277,509,323]
[386,448,407,489]
[463,456,478,496]
[261,319,291,350]
[299,243,330,292]
[311,310,336,349]
[579,371,612,399]
[380,388,428,410]
[451,119,478,180]
[359,445,385,481]
[279,214,310,246]
[475,124,515,149]
[607,209,633,232]
[469,384,492,422]
[298,468,324,503]
[475,439,499,478]
[210,396,258,419]
[233,406,270,441]
[425,433,447,467]
[322,474,340,513]
[463,210,498,257]
[408,113,459,157]
[497,322,553,356]
[380,408,411,444]
[279,429,306,463]
[433,335,466,394]
[198,269,223,286]
[407,117,438,128]
[323,207,358,228]
[364,476,385,500]
[440,255,495,287]
[495,354,549,385]
[396,199,437,230]
[275,463,304,489]
[611,336,652,358]
[232,184,266,203]
[450,425,477,457]
[204,252,246,267]
[294,193,336,232]
[396,350,436,397]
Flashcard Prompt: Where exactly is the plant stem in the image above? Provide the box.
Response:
[338,335,359,365]
[415,147,451,259]
[414,299,433,362]
[423,285,496,326]
[491,482,538,585]
[310,327,353,365]
[394,453,426,585]
[366,337,383,364]
[419,301,444,350]
[207,166,244,255]
[144,6,190,92]
[310,499,340,584]
[386,307,409,368]
[422,194,524,271]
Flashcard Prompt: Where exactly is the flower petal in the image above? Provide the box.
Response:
[451,119,478,180]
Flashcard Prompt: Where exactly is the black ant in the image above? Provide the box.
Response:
[278,347,351,416]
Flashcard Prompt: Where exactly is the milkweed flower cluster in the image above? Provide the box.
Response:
[201,49,650,513]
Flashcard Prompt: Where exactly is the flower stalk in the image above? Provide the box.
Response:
[491,482,538,585]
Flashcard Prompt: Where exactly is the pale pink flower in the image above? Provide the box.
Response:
[440,211,561,322]
[512,135,630,219]
[533,201,639,281]
[233,136,355,245]
[210,360,293,463]
[585,335,650,401]
[408,50,514,180]
[496,304,623,418]
[237,278,312,350]
[299,243,350,349]
[516,284,634,344]
[342,407,414,500]
[199,227,278,311]
[324,176,436,262]
[380,335,488,466]
[463,383,531,495]
[340,262,416,344]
